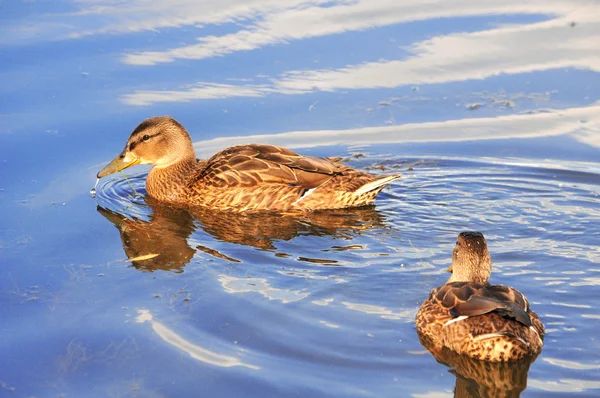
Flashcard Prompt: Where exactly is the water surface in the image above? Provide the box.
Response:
[1,1,600,397]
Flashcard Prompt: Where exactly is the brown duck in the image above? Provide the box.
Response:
[415,232,544,362]
[97,116,401,212]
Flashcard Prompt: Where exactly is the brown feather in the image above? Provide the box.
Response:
[99,117,401,211]
[415,232,544,362]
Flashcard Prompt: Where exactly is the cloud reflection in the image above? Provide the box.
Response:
[341,301,414,321]
[117,0,600,104]
[189,104,600,156]
[121,83,271,106]
[6,1,599,113]
[7,2,599,97]
[219,275,310,303]
[271,8,599,93]
[528,378,600,393]
[2,0,326,44]
[542,357,600,370]
[120,0,592,66]
[135,309,259,369]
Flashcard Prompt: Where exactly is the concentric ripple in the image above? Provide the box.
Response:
[95,171,150,219]
[88,155,600,396]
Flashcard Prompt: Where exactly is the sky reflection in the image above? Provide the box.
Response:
[1,1,599,397]
[3,0,599,116]
[218,275,310,303]
[115,0,600,104]
[135,309,259,370]
[1,0,599,151]
[191,104,600,155]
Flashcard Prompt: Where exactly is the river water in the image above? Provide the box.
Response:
[1,1,599,397]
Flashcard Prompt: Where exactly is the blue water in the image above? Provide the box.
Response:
[1,1,600,397]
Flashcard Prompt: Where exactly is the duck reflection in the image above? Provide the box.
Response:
[97,201,196,272]
[97,197,386,271]
[418,336,537,398]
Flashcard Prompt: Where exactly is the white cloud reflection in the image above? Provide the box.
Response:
[341,301,414,321]
[528,379,600,393]
[190,104,600,156]
[120,0,580,65]
[218,275,310,303]
[121,83,271,105]
[1,0,329,45]
[542,357,600,370]
[5,1,600,108]
[119,1,600,104]
[135,309,259,369]
[3,0,577,46]
[272,12,600,93]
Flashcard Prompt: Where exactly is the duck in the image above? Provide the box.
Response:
[415,231,544,362]
[97,116,401,212]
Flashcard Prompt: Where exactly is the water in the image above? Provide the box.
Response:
[2,1,600,397]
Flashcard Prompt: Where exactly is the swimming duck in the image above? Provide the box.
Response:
[415,232,544,362]
[97,116,401,212]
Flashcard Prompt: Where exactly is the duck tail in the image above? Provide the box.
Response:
[353,174,401,196]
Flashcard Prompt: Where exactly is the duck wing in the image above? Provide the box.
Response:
[435,282,533,327]
[194,144,342,189]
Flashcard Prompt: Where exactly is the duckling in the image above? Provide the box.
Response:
[97,116,401,212]
[415,232,544,362]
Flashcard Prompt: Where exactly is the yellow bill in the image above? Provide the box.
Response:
[97,151,141,178]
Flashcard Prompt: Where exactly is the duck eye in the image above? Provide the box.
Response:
[142,134,150,141]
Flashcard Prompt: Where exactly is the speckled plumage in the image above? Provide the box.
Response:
[98,116,401,212]
[419,334,537,398]
[415,232,544,362]
[98,201,386,270]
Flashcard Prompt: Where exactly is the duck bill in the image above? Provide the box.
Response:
[97,151,141,178]
[447,265,453,272]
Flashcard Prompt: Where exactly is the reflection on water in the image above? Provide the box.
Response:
[219,275,309,303]
[419,335,536,398]
[110,0,600,106]
[135,309,259,370]
[3,0,600,395]
[191,104,600,156]
[3,148,600,397]
[189,205,387,251]
[28,152,594,397]
[96,177,388,270]
[9,1,598,106]
[97,203,196,271]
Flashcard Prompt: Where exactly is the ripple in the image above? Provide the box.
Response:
[135,309,259,370]
[551,302,592,309]
[543,358,600,370]
[88,154,600,396]
[218,275,310,303]
[341,301,415,321]
[528,379,600,393]
[94,171,149,218]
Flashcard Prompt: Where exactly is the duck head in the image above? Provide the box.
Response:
[97,116,196,178]
[447,231,492,284]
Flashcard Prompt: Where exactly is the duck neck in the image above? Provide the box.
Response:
[447,272,489,285]
[147,156,199,201]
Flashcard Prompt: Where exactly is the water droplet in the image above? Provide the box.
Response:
[90,178,100,198]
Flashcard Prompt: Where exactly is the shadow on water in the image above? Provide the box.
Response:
[97,196,387,272]
[419,335,537,398]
